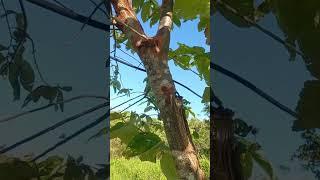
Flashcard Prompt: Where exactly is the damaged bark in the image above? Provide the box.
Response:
[110,0,205,179]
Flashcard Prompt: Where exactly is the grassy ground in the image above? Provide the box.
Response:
[110,156,210,180]
[111,157,166,180]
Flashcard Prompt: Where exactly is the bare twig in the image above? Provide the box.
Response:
[23,31,50,85]
[0,0,13,50]
[11,0,28,62]
[111,16,148,40]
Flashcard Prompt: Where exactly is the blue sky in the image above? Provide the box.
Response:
[110,14,209,120]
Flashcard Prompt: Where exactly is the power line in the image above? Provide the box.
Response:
[25,0,110,31]
[0,102,108,154]
[110,56,202,98]
[24,0,299,117]
[0,95,108,124]
[215,0,308,60]
[0,93,146,155]
[32,112,109,161]
[211,62,298,118]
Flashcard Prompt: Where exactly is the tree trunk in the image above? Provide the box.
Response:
[110,0,205,179]
[211,108,244,180]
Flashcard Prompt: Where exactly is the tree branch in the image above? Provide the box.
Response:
[111,0,149,52]
[156,0,173,51]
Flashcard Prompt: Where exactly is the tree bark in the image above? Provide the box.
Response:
[211,108,244,180]
[110,0,205,179]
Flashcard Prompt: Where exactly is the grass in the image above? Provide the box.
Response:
[111,157,166,180]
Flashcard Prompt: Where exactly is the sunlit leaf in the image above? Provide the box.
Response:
[124,132,162,157]
[160,152,178,179]
[110,122,139,144]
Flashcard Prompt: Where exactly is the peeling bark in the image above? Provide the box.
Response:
[110,0,205,179]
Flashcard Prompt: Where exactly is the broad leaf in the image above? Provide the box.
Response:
[124,132,162,157]
[19,60,35,92]
[160,152,178,179]
[252,151,275,180]
[110,122,139,144]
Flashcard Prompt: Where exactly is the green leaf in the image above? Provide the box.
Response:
[217,0,255,27]
[172,14,181,27]
[251,151,275,180]
[160,152,178,179]
[0,159,38,179]
[141,2,151,22]
[15,13,25,29]
[37,156,64,176]
[233,118,253,137]
[0,62,8,77]
[132,0,144,13]
[146,115,153,122]
[255,0,273,21]
[124,132,162,157]
[111,80,121,93]
[149,7,160,27]
[56,90,64,112]
[293,80,320,130]
[192,131,200,139]
[139,142,162,163]
[8,62,21,100]
[110,122,139,144]
[19,60,35,92]
[201,86,210,103]
[22,86,58,107]
[144,106,153,112]
[240,152,253,179]
[110,111,123,121]
[174,0,209,21]
[117,88,131,96]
